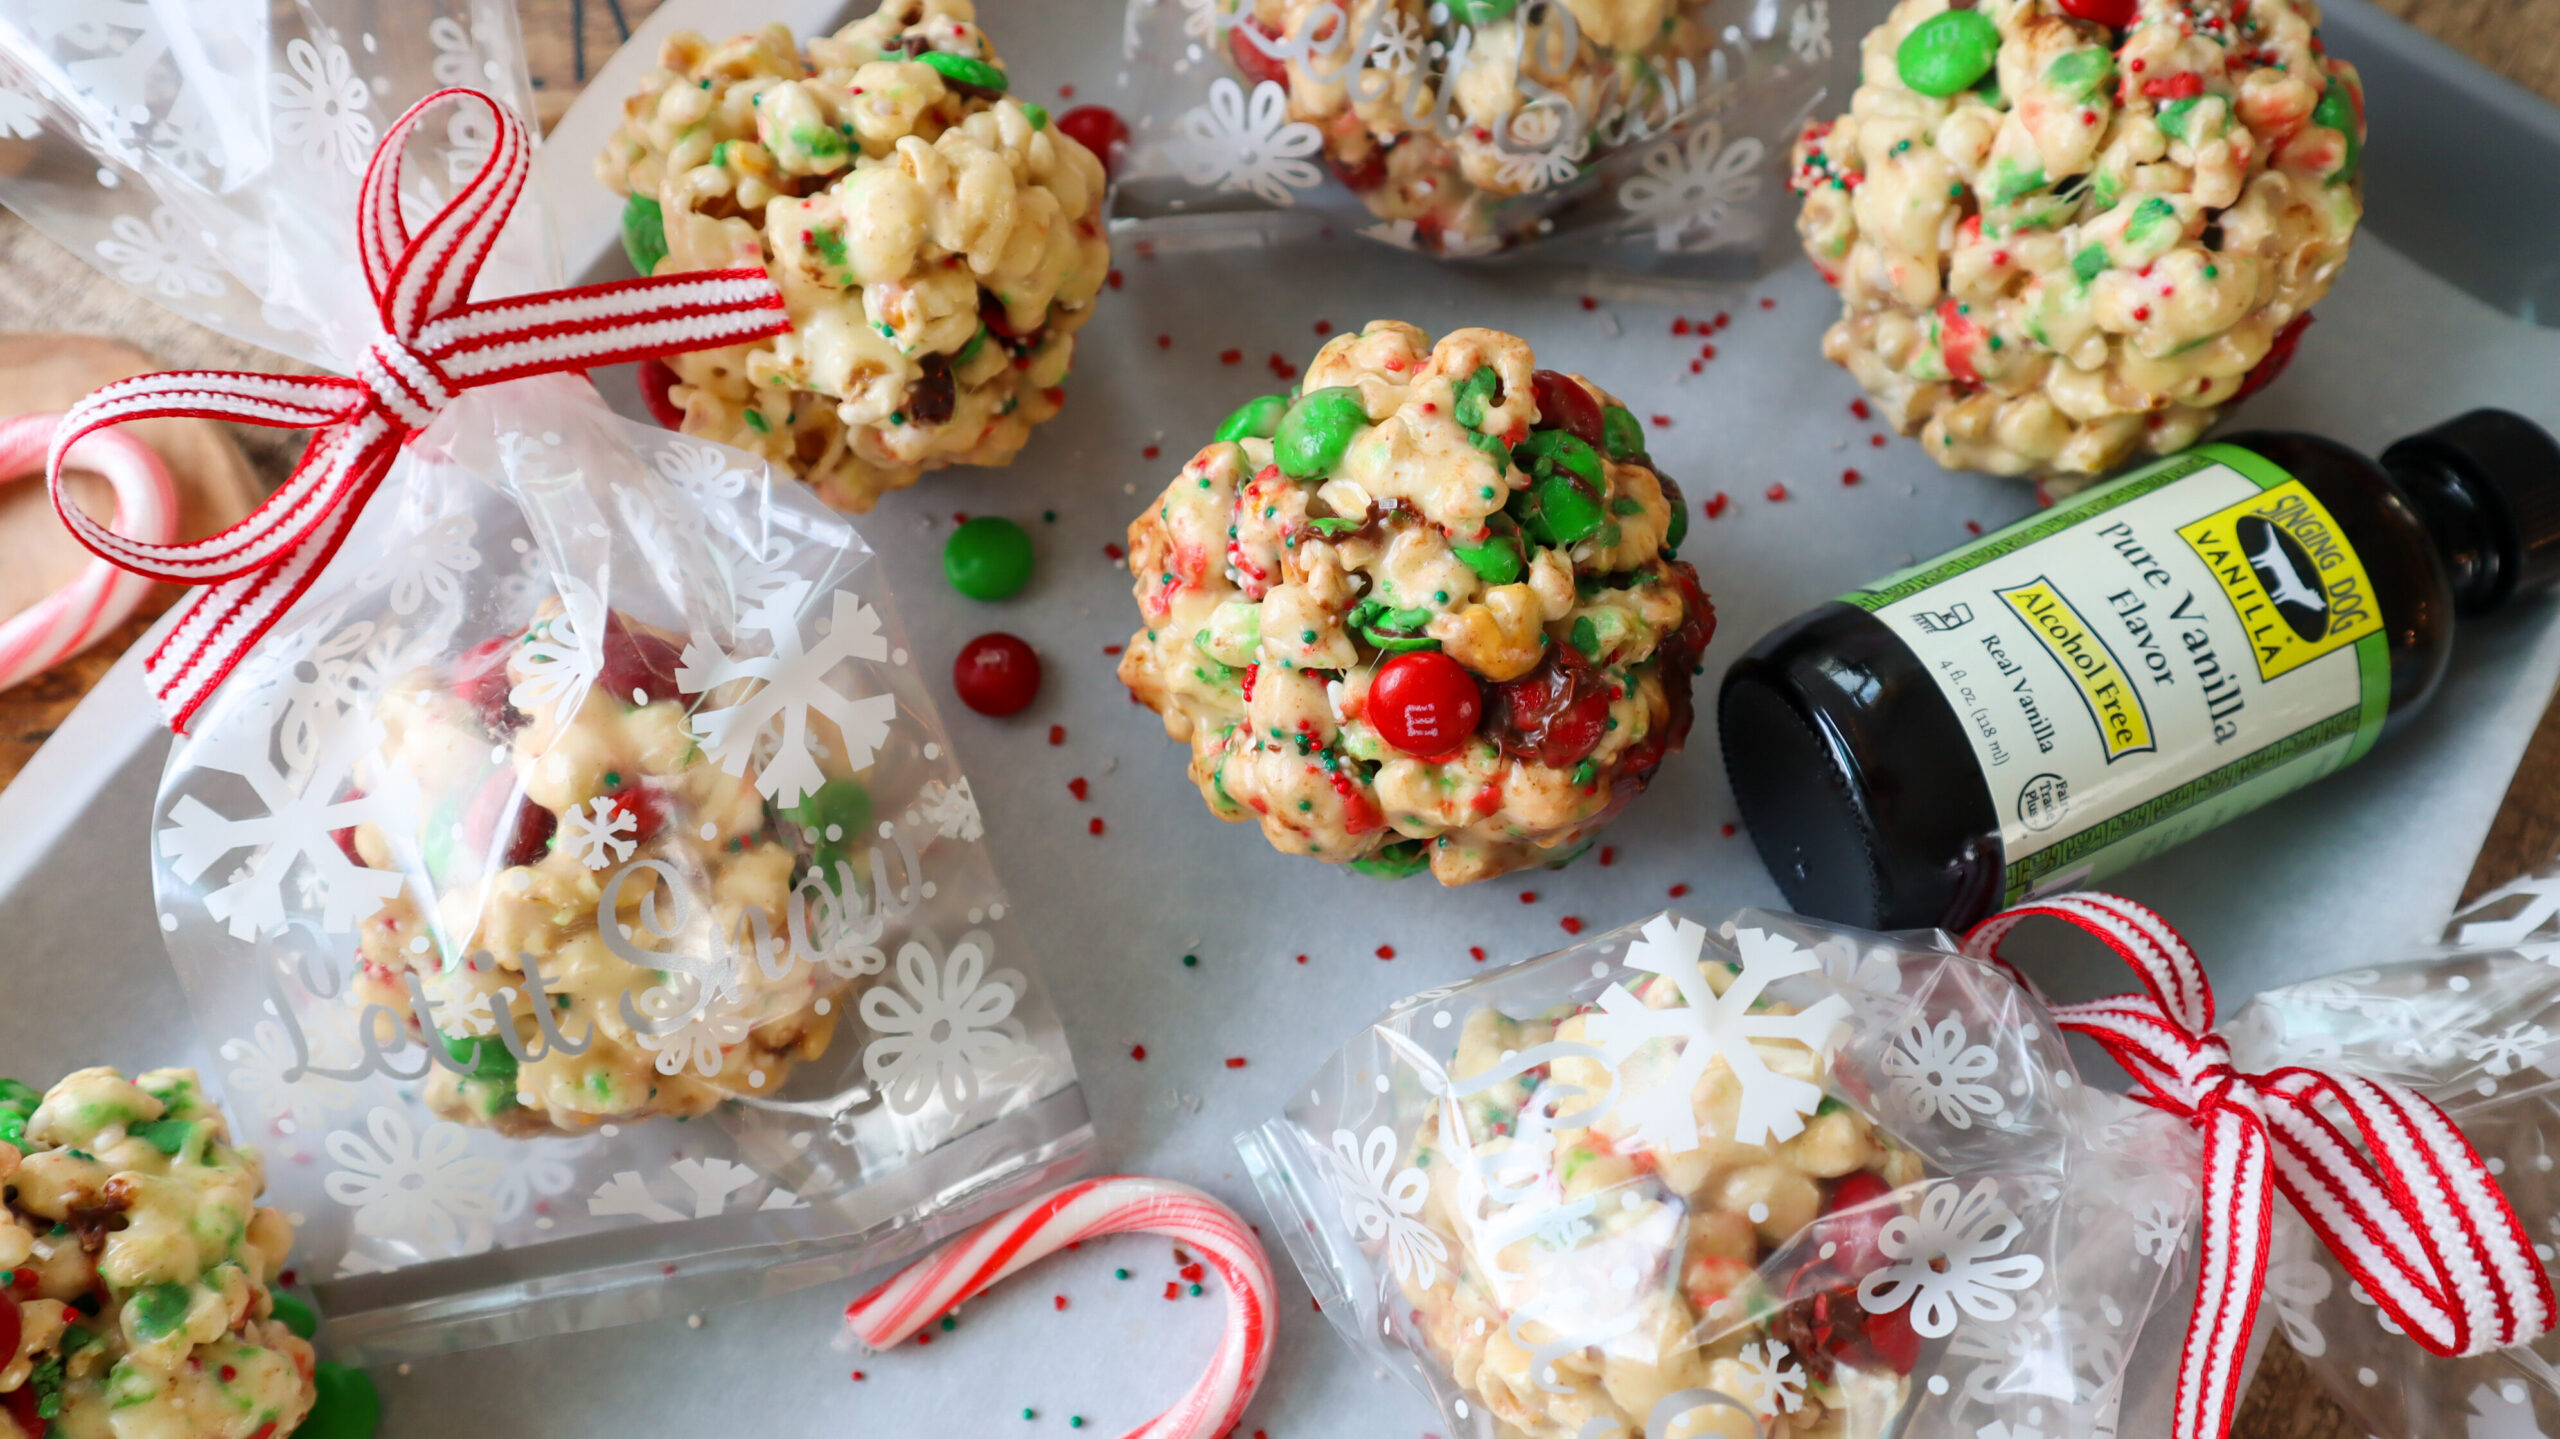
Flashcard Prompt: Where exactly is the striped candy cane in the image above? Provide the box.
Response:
[0,412,176,690]
[845,1177,1277,1439]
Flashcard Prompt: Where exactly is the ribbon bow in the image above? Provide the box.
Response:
[1966,892,2556,1439]
[46,88,791,732]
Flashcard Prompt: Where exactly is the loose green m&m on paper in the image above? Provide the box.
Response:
[1897,10,1999,97]
[620,193,667,277]
[1274,387,1367,479]
[294,1363,381,1439]
[921,50,1008,94]
[945,516,1035,600]
[1216,394,1289,443]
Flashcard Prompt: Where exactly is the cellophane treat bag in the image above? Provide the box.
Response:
[1115,0,1874,273]
[0,0,1086,1356]
[1240,908,2211,1439]
[2227,866,2560,1438]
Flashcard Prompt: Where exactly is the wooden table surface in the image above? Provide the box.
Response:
[2,2,2556,1435]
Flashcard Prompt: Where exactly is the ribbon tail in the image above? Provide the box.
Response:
[2176,1106,2275,1439]
[146,472,377,734]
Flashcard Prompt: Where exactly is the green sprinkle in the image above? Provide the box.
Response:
[1188,1284,1203,1297]
[1070,1421,1086,1431]
[1181,954,1199,968]
[1115,1269,1130,1280]
[620,193,667,277]
[744,409,770,433]
[940,1316,958,1332]
[1023,1409,1036,1421]
[2072,245,2109,284]
[130,1282,191,1340]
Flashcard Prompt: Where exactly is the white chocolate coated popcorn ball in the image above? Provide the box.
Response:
[1792,0,2363,480]
[598,0,1111,512]
[0,1069,315,1439]
[1119,321,1715,885]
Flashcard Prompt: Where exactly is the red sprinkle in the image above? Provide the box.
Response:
[1104,542,1126,561]
[1054,1296,1070,1311]
[1108,270,1124,289]
[1156,334,1172,349]
[1164,1283,1182,1299]
[1850,398,1872,421]
[1143,445,1161,460]
[1519,891,1537,904]
[1765,483,1790,502]
[1704,492,1731,519]
[1219,349,1243,365]
[1375,944,1396,959]
[1966,519,1985,535]
[1314,319,1332,335]
[1869,433,1887,448]
[1715,312,1731,329]
[1669,883,1691,897]
[1842,468,1862,486]
[1650,414,1673,428]
[1689,360,1703,374]
[1721,823,1737,837]
[1061,83,1077,97]
[1068,778,1090,800]
[1049,724,1066,745]
[1469,946,1487,962]
[1294,953,1308,965]
[1560,917,1585,935]
[1673,318,1692,335]
[1180,1264,1205,1282]
[1599,846,1616,866]
[852,1372,866,1382]
[1759,297,1776,309]
[1131,1044,1147,1060]
[916,1333,932,1346]
[1103,644,1124,656]
[1224,1057,1248,1069]
[1089,817,1106,835]
[1579,296,1598,311]
[1700,343,1717,360]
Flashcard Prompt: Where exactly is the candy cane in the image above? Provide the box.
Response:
[0,411,176,691]
[845,1177,1277,1439]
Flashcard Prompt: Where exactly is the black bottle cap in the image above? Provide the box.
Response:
[2382,409,2560,614]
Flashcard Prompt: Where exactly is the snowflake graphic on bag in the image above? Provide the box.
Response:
[679,582,899,808]
[1857,1179,2047,1338]
[1584,916,1850,1151]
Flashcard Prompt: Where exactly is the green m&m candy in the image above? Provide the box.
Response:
[1351,839,1431,879]
[1511,431,1607,545]
[1601,405,1645,461]
[922,50,1008,94]
[1450,525,1525,585]
[440,1030,518,1085]
[1897,10,2000,98]
[2312,78,2360,182]
[944,516,1036,600]
[296,1363,382,1439]
[786,779,873,846]
[270,1292,319,1341]
[1216,394,1289,443]
[1274,387,1367,479]
[621,193,667,278]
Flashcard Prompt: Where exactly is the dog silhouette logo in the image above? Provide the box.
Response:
[2238,516,2328,643]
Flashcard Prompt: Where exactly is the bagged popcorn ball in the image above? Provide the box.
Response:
[597,0,1113,512]
[1792,0,2363,479]
[1117,0,1858,270]
[1118,321,1713,884]
[1243,892,2557,1439]
[0,1,1087,1359]
[0,1069,315,1439]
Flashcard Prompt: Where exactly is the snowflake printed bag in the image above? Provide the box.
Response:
[0,2,1086,1356]
[1113,0,1871,274]
[1240,894,2557,1439]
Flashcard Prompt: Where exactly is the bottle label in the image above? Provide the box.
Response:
[1844,444,2390,906]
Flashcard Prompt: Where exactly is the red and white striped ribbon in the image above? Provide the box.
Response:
[844,1176,1277,1439]
[46,87,790,732]
[1965,892,2556,1439]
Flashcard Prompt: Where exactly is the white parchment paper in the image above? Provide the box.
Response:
[4,0,2560,1434]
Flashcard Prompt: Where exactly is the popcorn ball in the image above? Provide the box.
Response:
[597,0,1111,512]
[1118,321,1714,885]
[1792,0,2364,478]
[345,602,869,1137]
[1401,994,1926,1437]
[1225,0,1721,254]
[0,1069,315,1439]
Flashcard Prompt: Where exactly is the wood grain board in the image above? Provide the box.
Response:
[1,2,2556,1434]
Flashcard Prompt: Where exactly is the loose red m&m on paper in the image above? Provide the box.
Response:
[1369,652,1481,758]
[955,633,1042,716]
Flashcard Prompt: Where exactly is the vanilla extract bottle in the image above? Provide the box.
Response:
[1719,410,2560,931]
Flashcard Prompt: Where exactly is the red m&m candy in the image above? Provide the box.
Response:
[955,633,1042,716]
[1369,651,1483,759]
[1054,105,1130,181]
[637,358,685,430]
[2058,0,2137,27]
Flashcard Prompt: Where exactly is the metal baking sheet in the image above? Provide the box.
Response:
[5,0,2560,1433]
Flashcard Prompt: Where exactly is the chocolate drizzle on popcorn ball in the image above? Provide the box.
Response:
[597,0,1111,512]
[1227,0,1719,254]
[0,1069,316,1439]
[1792,0,2364,479]
[1119,322,1714,885]
[344,602,872,1137]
